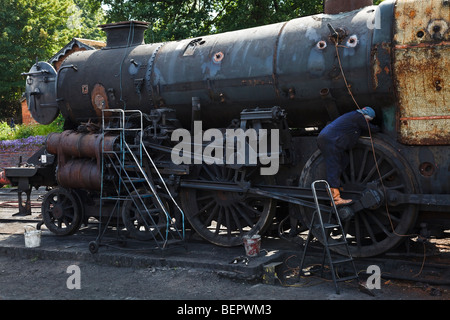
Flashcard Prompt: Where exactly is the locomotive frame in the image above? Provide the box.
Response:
[5,0,450,258]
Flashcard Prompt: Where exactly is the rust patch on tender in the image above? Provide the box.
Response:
[373,53,382,90]
[395,41,450,50]
[91,83,109,117]
[393,0,450,145]
[371,42,392,91]
[400,115,450,121]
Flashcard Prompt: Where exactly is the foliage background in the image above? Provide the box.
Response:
[0,0,105,122]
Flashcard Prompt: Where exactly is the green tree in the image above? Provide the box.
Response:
[0,0,106,121]
[211,0,323,33]
[102,1,216,42]
[102,0,323,43]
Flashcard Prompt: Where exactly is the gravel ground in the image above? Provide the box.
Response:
[0,250,448,301]
[0,188,448,310]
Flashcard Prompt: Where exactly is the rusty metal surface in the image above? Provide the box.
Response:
[324,0,373,14]
[393,0,450,145]
[99,21,148,49]
[46,131,118,190]
[57,159,101,190]
[46,131,116,159]
[57,8,384,130]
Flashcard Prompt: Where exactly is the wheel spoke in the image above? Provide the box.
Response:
[362,155,385,184]
[377,208,401,223]
[202,165,217,181]
[377,168,398,182]
[357,148,369,182]
[224,207,232,238]
[215,208,224,235]
[360,212,378,244]
[233,203,254,227]
[238,202,262,217]
[181,165,275,246]
[193,199,216,218]
[230,205,243,235]
[205,204,219,226]
[367,211,393,237]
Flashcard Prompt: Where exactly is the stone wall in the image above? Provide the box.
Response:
[0,146,42,168]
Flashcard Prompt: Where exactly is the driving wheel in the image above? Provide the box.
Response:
[299,137,418,257]
[41,187,83,236]
[121,190,169,241]
[180,165,276,247]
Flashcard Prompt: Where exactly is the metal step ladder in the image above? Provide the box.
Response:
[298,180,358,294]
[90,109,185,253]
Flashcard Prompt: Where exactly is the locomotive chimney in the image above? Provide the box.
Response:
[99,21,149,48]
[324,0,373,14]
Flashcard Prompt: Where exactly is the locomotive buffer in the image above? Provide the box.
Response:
[298,180,358,294]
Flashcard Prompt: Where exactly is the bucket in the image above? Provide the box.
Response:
[243,234,261,257]
[24,226,41,248]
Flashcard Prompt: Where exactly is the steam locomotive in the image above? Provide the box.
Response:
[8,0,449,257]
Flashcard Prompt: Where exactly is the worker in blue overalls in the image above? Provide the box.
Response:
[317,107,380,206]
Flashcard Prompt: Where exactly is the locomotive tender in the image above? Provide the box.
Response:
[11,0,450,257]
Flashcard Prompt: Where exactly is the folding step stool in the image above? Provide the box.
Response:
[298,180,358,294]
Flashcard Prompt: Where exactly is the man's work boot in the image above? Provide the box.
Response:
[330,188,353,206]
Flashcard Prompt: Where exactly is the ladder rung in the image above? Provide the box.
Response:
[335,275,359,282]
[100,196,130,200]
[327,241,348,247]
[139,194,154,198]
[128,193,154,199]
[145,223,169,229]
[331,257,353,265]
[123,178,146,183]
[314,223,339,229]
[108,163,137,170]
[104,128,142,131]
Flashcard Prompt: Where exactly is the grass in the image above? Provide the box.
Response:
[0,114,64,141]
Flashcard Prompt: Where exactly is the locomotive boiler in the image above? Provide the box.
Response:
[12,0,450,257]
